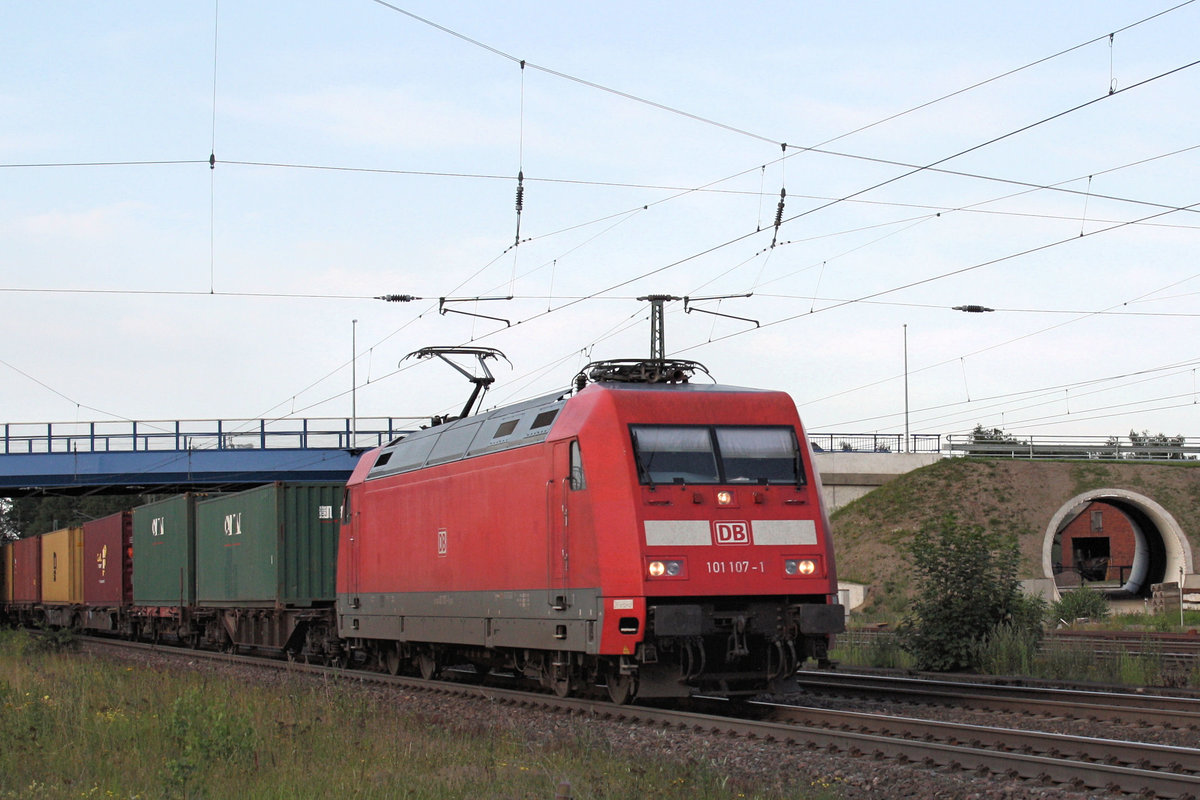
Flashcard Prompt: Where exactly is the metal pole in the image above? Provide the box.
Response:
[903,324,909,454]
[352,319,358,448]
[1182,565,1186,629]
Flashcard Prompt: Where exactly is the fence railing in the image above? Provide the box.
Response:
[11,423,1188,463]
[807,433,942,454]
[1,418,421,455]
[944,434,1198,461]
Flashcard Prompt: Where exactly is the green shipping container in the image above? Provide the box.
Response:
[132,494,203,607]
[196,482,342,607]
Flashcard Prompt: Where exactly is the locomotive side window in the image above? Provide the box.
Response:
[531,409,559,430]
[569,440,587,491]
[630,425,803,486]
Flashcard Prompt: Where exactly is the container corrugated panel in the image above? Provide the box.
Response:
[2,542,12,604]
[133,494,202,607]
[83,511,132,607]
[196,482,342,607]
[10,537,40,604]
[41,527,84,605]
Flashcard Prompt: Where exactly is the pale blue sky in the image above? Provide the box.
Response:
[3,2,1199,444]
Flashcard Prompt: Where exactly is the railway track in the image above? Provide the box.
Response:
[793,671,1200,728]
[81,637,1200,798]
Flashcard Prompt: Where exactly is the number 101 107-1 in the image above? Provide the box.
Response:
[706,561,764,574]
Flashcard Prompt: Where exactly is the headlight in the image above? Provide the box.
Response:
[716,490,734,506]
[785,558,818,576]
[647,559,686,579]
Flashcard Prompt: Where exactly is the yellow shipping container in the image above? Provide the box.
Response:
[41,527,84,605]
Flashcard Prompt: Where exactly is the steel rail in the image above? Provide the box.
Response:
[794,671,1200,727]
[758,701,1200,775]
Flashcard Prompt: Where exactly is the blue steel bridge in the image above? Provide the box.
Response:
[0,417,417,496]
[0,417,949,498]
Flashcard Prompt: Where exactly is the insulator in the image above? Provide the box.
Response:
[773,187,786,229]
[377,294,416,303]
[515,170,524,212]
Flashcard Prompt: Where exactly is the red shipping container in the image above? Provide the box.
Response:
[83,511,132,607]
[11,535,41,605]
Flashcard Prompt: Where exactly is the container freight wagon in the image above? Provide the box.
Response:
[131,494,204,642]
[41,527,84,627]
[194,482,343,655]
[81,511,133,632]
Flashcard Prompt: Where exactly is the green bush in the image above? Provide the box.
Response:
[1050,584,1110,624]
[898,514,1031,672]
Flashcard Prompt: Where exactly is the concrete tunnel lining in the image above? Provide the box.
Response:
[1042,488,1195,602]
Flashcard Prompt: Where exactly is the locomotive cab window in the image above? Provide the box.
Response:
[630,425,803,486]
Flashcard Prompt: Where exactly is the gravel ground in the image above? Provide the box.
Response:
[86,643,1160,800]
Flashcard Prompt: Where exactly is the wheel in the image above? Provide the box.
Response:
[416,649,439,680]
[605,673,637,705]
[548,654,574,698]
[384,642,403,676]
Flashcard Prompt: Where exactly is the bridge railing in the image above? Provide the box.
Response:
[1,418,422,455]
[944,434,1198,461]
[807,433,942,454]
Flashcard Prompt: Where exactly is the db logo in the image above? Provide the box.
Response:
[713,521,751,545]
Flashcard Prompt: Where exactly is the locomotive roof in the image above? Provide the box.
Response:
[367,390,568,480]
[365,380,782,481]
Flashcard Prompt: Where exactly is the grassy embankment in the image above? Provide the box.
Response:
[0,631,839,800]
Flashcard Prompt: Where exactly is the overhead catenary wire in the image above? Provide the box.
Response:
[9,3,1200,441]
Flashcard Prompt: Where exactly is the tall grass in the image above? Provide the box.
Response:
[0,631,827,800]
[828,632,913,670]
[835,625,1200,688]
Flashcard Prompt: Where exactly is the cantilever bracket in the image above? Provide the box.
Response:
[683,294,758,328]
[438,296,513,328]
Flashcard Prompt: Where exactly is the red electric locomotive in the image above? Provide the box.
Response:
[337,354,843,702]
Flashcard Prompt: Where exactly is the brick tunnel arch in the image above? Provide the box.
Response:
[1042,489,1195,601]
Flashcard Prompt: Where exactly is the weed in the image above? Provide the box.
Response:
[1050,585,1110,624]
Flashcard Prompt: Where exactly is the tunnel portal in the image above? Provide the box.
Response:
[1043,489,1194,601]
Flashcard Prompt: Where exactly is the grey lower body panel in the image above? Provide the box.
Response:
[338,588,604,655]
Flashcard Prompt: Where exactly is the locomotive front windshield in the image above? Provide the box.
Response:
[630,425,803,486]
